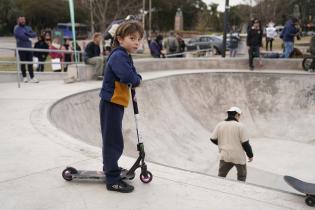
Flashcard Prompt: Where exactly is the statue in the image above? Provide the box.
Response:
[174,8,183,31]
[293,4,300,19]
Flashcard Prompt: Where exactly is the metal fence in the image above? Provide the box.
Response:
[0,47,85,88]
[0,46,215,88]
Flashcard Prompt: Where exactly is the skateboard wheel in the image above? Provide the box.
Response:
[305,196,315,207]
[62,167,78,181]
[140,171,153,184]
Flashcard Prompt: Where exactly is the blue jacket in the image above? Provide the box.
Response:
[14,24,36,48]
[149,40,162,58]
[281,20,299,42]
[99,47,141,107]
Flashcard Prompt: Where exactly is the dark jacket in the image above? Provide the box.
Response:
[14,25,36,48]
[84,41,100,62]
[149,40,162,58]
[177,38,186,53]
[247,27,263,47]
[34,40,49,60]
[310,36,315,56]
[280,20,299,42]
[99,47,141,107]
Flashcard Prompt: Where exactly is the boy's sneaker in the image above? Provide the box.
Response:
[106,180,134,193]
[23,77,28,83]
[29,77,40,83]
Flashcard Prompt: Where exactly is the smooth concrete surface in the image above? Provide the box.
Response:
[0,70,314,210]
[133,57,304,72]
[50,70,315,194]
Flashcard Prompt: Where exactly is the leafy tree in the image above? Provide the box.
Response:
[0,0,20,35]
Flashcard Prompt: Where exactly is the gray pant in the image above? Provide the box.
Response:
[87,56,105,77]
[218,160,247,181]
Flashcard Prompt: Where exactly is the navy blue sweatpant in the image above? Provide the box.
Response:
[100,99,124,184]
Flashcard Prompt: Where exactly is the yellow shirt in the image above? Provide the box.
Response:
[211,121,248,165]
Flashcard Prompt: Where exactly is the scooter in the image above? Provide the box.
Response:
[62,88,153,184]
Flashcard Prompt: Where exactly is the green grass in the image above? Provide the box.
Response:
[270,36,311,52]
[0,57,57,72]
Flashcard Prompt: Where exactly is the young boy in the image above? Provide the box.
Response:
[99,21,143,193]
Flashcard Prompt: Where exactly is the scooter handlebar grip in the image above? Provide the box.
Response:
[131,88,139,114]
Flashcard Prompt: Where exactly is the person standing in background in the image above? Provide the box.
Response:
[280,17,300,58]
[149,34,164,58]
[265,21,277,51]
[229,25,240,57]
[34,33,49,72]
[163,31,179,57]
[14,15,39,83]
[63,39,72,72]
[247,19,263,70]
[176,32,186,57]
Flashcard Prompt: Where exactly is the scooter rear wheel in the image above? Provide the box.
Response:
[62,167,78,181]
[140,171,153,183]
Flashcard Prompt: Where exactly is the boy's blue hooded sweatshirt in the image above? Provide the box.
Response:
[100,46,141,107]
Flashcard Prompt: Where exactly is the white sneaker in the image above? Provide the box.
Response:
[23,77,28,83]
[29,77,39,83]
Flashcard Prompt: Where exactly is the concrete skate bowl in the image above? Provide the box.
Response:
[50,71,315,192]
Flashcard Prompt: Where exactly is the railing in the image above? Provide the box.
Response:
[0,46,216,88]
[0,47,85,88]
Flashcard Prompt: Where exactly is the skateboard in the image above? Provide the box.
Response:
[284,175,315,207]
[62,167,135,182]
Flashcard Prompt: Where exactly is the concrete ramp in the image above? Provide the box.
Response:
[50,71,315,193]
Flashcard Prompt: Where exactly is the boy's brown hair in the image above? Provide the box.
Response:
[112,21,144,48]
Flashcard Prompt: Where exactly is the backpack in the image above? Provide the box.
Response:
[168,38,177,52]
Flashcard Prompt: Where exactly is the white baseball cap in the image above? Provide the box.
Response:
[227,106,242,114]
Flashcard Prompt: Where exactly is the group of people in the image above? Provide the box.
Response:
[14,15,107,84]
[149,31,186,58]
[246,17,301,70]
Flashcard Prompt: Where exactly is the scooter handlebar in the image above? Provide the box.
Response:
[131,88,139,115]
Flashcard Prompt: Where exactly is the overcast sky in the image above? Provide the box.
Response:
[202,0,253,12]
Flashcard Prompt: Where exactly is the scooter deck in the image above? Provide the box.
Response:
[284,175,315,195]
[69,169,133,181]
[73,170,106,181]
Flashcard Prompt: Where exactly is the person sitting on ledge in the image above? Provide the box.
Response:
[84,33,105,79]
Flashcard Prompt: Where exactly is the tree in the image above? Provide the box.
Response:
[208,3,220,31]
[0,0,19,35]
[86,0,142,32]
[150,0,208,31]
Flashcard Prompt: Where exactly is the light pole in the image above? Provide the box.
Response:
[142,0,146,29]
[149,0,152,37]
[89,0,94,34]
[222,0,230,58]
[250,0,253,18]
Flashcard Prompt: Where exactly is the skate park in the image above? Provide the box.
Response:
[2,0,315,208]
[0,56,315,209]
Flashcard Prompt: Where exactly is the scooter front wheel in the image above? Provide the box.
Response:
[140,171,153,183]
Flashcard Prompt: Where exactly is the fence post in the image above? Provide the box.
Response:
[15,48,21,88]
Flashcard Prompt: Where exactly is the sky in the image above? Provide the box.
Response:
[202,0,253,12]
